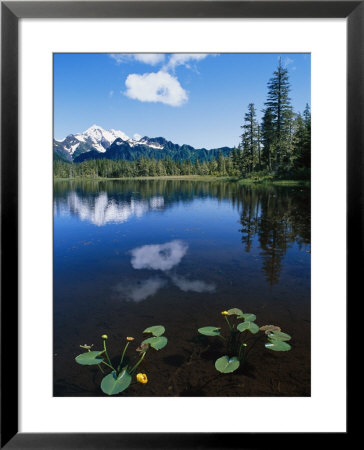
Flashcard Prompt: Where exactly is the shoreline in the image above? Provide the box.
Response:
[54,175,310,186]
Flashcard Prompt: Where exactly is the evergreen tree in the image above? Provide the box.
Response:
[240,103,259,172]
[261,107,275,171]
[217,151,227,175]
[302,103,311,168]
[264,58,293,168]
[292,104,311,172]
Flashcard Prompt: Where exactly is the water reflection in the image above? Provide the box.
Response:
[54,189,164,226]
[114,239,216,302]
[238,186,310,285]
[54,180,310,287]
[130,240,188,271]
[114,277,167,302]
[169,274,215,293]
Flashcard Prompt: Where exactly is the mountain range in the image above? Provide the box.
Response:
[54,125,233,163]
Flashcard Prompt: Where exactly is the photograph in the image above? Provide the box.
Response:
[53,52,311,397]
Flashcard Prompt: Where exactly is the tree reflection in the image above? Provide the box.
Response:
[238,186,310,286]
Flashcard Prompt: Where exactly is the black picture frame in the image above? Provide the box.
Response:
[1,1,356,448]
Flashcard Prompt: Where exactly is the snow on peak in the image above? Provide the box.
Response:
[55,125,166,157]
[73,125,131,153]
[110,128,130,142]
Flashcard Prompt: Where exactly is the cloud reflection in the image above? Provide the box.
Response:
[115,240,216,302]
[130,240,188,271]
[114,277,167,302]
[169,274,216,293]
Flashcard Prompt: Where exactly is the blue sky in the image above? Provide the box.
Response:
[54,53,310,149]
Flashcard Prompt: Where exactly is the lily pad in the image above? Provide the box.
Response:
[227,308,243,316]
[141,336,168,350]
[237,321,259,334]
[267,331,291,341]
[75,351,104,366]
[265,340,291,351]
[260,325,281,333]
[143,325,165,337]
[198,326,221,336]
[215,356,240,373]
[238,313,256,322]
[101,370,132,395]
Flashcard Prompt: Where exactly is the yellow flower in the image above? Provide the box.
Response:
[221,311,229,316]
[136,373,148,384]
[101,334,108,340]
[126,337,134,341]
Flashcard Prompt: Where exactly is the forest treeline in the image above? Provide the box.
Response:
[54,59,310,181]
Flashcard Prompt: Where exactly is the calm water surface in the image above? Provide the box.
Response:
[54,179,310,396]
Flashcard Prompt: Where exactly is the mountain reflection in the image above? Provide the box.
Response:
[54,190,164,226]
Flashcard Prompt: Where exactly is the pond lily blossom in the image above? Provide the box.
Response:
[136,373,148,384]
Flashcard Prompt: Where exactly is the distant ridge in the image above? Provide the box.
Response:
[54,125,233,163]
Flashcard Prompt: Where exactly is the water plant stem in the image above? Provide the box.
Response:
[97,364,105,374]
[224,316,232,331]
[101,361,114,371]
[103,340,115,371]
[244,334,265,360]
[130,351,147,374]
[118,342,130,372]
[238,341,246,361]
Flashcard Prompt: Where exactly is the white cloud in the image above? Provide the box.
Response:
[108,90,114,98]
[130,240,188,271]
[170,274,216,293]
[109,53,165,66]
[114,277,167,302]
[134,54,165,65]
[283,57,294,68]
[133,133,142,141]
[124,71,188,107]
[164,53,209,71]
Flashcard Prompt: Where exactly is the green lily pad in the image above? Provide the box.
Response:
[215,356,240,373]
[237,321,259,334]
[198,326,221,336]
[227,308,243,316]
[141,336,168,350]
[238,313,256,322]
[75,351,104,365]
[101,370,132,395]
[265,340,291,351]
[143,325,165,337]
[267,331,291,341]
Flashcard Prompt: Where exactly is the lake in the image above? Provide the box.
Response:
[53,179,310,396]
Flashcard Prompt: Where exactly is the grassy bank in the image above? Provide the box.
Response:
[54,174,310,186]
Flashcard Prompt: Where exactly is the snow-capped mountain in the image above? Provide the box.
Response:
[54,124,233,163]
[74,125,130,153]
[54,125,135,161]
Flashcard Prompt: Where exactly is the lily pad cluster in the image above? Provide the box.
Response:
[75,325,168,395]
[260,325,291,351]
[198,308,291,374]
